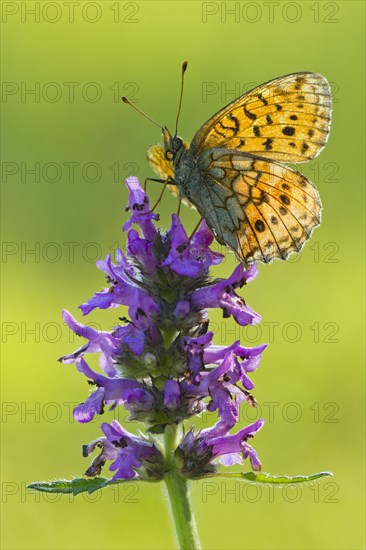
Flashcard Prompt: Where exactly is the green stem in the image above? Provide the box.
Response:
[163,425,201,550]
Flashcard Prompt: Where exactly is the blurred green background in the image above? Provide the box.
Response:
[1,1,365,548]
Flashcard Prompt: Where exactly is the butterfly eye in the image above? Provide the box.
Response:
[172,136,183,150]
[165,150,174,161]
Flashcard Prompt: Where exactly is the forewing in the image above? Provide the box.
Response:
[196,150,322,264]
[190,73,331,163]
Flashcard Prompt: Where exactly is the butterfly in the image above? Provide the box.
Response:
[125,64,332,265]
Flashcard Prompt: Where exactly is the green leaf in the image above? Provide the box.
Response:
[213,471,333,485]
[27,476,130,495]
[241,471,333,484]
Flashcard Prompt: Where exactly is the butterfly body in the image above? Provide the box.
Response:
[148,72,332,265]
[169,141,248,254]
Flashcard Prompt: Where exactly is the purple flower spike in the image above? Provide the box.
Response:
[59,177,268,482]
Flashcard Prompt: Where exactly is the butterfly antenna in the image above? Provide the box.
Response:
[121,97,163,129]
[175,61,188,135]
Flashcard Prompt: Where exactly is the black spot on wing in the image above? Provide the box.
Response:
[301,142,309,154]
[266,114,273,124]
[282,126,295,136]
[262,138,273,150]
[244,106,257,120]
[255,219,266,232]
[227,113,240,133]
[280,194,291,205]
[257,93,268,105]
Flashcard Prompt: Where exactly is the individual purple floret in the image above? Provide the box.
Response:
[178,418,265,477]
[59,177,266,480]
[83,420,164,480]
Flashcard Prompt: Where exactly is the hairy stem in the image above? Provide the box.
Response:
[163,425,201,550]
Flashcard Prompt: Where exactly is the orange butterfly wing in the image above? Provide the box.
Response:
[146,72,331,264]
[197,150,321,263]
[190,72,331,163]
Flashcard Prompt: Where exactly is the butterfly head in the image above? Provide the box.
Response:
[163,127,184,161]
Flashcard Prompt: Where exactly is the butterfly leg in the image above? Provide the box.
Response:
[149,176,180,213]
[189,217,203,241]
[177,199,182,217]
[144,177,166,192]
[150,181,170,213]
